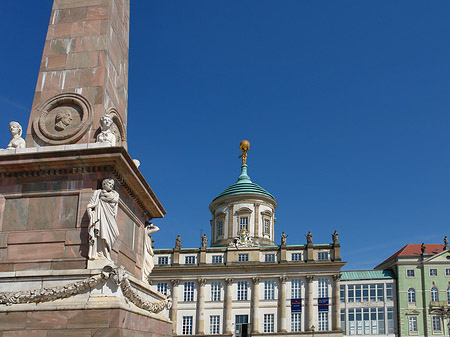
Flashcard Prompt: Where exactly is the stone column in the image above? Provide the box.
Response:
[171,280,179,334]
[279,276,288,332]
[251,277,260,334]
[224,278,233,334]
[306,275,314,331]
[333,274,342,331]
[197,278,206,334]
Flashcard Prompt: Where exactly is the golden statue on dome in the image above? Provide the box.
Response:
[239,140,250,164]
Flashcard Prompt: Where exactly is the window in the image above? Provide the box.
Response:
[408,288,416,303]
[292,253,302,261]
[348,308,385,335]
[409,317,418,332]
[407,269,415,277]
[291,279,301,299]
[447,287,450,301]
[217,221,223,236]
[291,312,301,332]
[239,216,248,231]
[433,316,441,331]
[238,254,249,262]
[265,254,275,262]
[237,281,248,300]
[446,268,450,276]
[318,312,328,331]
[264,280,275,300]
[430,268,438,276]
[386,284,393,300]
[376,284,384,301]
[431,287,439,302]
[184,282,194,302]
[340,285,345,302]
[158,256,168,265]
[318,252,329,260]
[264,314,274,333]
[182,316,193,335]
[362,285,369,301]
[157,282,168,296]
[341,309,346,334]
[264,219,270,234]
[348,285,355,302]
[210,315,220,335]
[387,307,394,334]
[185,256,196,264]
[318,278,328,297]
[212,255,223,264]
[235,315,248,335]
[211,281,221,301]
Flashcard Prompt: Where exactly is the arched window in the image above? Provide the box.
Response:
[447,287,450,301]
[431,287,439,302]
[408,288,416,303]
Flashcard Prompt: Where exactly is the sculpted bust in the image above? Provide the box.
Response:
[55,111,73,131]
[96,114,116,146]
[6,121,26,149]
[87,179,120,260]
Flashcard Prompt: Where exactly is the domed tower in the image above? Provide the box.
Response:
[209,140,278,247]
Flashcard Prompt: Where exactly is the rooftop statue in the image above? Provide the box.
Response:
[239,140,250,164]
[306,231,313,245]
[201,233,208,248]
[96,114,116,146]
[175,235,182,249]
[6,121,26,149]
[87,178,120,261]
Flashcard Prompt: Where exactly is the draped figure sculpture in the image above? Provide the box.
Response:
[142,223,160,282]
[87,179,120,260]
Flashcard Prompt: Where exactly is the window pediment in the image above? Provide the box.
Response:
[236,207,253,214]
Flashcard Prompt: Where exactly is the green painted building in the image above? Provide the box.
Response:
[376,243,450,337]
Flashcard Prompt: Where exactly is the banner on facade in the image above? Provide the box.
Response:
[291,299,302,312]
[318,297,329,312]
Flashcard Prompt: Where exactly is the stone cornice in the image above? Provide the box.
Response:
[0,145,165,219]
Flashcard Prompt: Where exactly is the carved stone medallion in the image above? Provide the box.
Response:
[32,93,92,145]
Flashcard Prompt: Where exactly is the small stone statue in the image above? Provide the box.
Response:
[332,230,339,245]
[142,223,160,282]
[445,236,448,250]
[96,114,116,146]
[306,231,313,245]
[201,234,208,248]
[6,121,26,149]
[281,232,287,246]
[87,178,120,260]
[175,235,182,249]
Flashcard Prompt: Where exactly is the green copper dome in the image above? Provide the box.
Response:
[213,164,275,201]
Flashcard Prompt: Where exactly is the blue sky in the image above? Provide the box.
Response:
[1,1,450,270]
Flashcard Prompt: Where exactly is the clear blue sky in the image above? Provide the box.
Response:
[1,1,450,270]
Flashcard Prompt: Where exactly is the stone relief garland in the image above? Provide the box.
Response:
[0,266,171,314]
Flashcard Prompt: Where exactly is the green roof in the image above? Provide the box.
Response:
[213,164,275,201]
[341,270,394,280]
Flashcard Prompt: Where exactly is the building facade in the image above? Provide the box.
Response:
[152,144,346,336]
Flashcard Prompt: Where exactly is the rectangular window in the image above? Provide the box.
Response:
[387,307,394,334]
[409,316,418,332]
[158,256,168,265]
[386,283,393,300]
[370,284,376,301]
[264,218,270,234]
[348,285,355,302]
[184,282,194,302]
[210,315,220,335]
[340,285,345,302]
[407,269,415,277]
[292,253,302,261]
[185,256,196,264]
[341,309,346,334]
[239,216,248,231]
[377,284,384,301]
[446,268,450,276]
[430,269,438,276]
[238,254,249,262]
[212,255,223,264]
[291,279,301,299]
[217,221,223,236]
[265,254,275,262]
[237,281,248,300]
[211,281,222,301]
[318,312,328,331]
[157,282,168,296]
[349,309,355,335]
[355,285,362,302]
[235,315,248,335]
[318,278,329,298]
[318,252,329,260]
[264,280,275,300]
[264,314,274,333]
[433,316,441,331]
[182,316,193,335]
[362,284,369,302]
[378,308,385,334]
[291,312,301,332]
